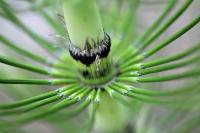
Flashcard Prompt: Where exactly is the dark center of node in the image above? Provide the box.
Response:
[80,65,111,79]
[69,32,111,66]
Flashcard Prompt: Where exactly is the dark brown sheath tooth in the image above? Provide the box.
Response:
[69,32,111,66]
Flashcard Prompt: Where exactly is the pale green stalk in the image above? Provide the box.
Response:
[62,0,104,48]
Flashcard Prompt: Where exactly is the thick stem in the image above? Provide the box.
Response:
[61,0,114,86]
[62,0,104,48]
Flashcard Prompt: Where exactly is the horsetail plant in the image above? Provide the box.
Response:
[0,0,200,132]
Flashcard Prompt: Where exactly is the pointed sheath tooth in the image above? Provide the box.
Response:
[122,90,128,95]
[67,95,73,100]
[139,63,145,69]
[56,88,61,93]
[95,97,100,103]
[109,90,115,97]
[142,52,147,58]
[135,71,142,76]
[126,86,133,91]
[86,96,92,101]
[76,96,81,102]
[57,93,65,98]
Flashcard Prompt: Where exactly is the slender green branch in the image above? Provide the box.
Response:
[125,92,182,104]
[0,35,72,71]
[105,88,130,106]
[16,99,78,124]
[122,54,199,76]
[108,85,174,104]
[112,0,140,55]
[120,54,145,69]
[46,90,96,122]
[0,85,85,116]
[137,55,199,75]
[60,85,83,96]
[113,82,200,97]
[0,56,77,78]
[68,88,85,100]
[15,88,94,124]
[142,43,200,68]
[0,1,57,53]
[67,99,91,117]
[0,35,47,64]
[137,69,200,83]
[113,44,137,63]
[0,85,79,111]
[120,0,193,64]
[121,26,200,69]
[48,98,92,122]
[0,90,57,109]
[136,0,177,44]
[0,56,49,75]
[86,102,99,132]
[145,16,200,57]
[0,95,60,116]
[109,83,199,105]
[139,0,193,50]
[0,79,50,85]
[0,79,76,85]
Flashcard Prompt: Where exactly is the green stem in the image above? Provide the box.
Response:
[61,0,104,48]
[61,0,115,85]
